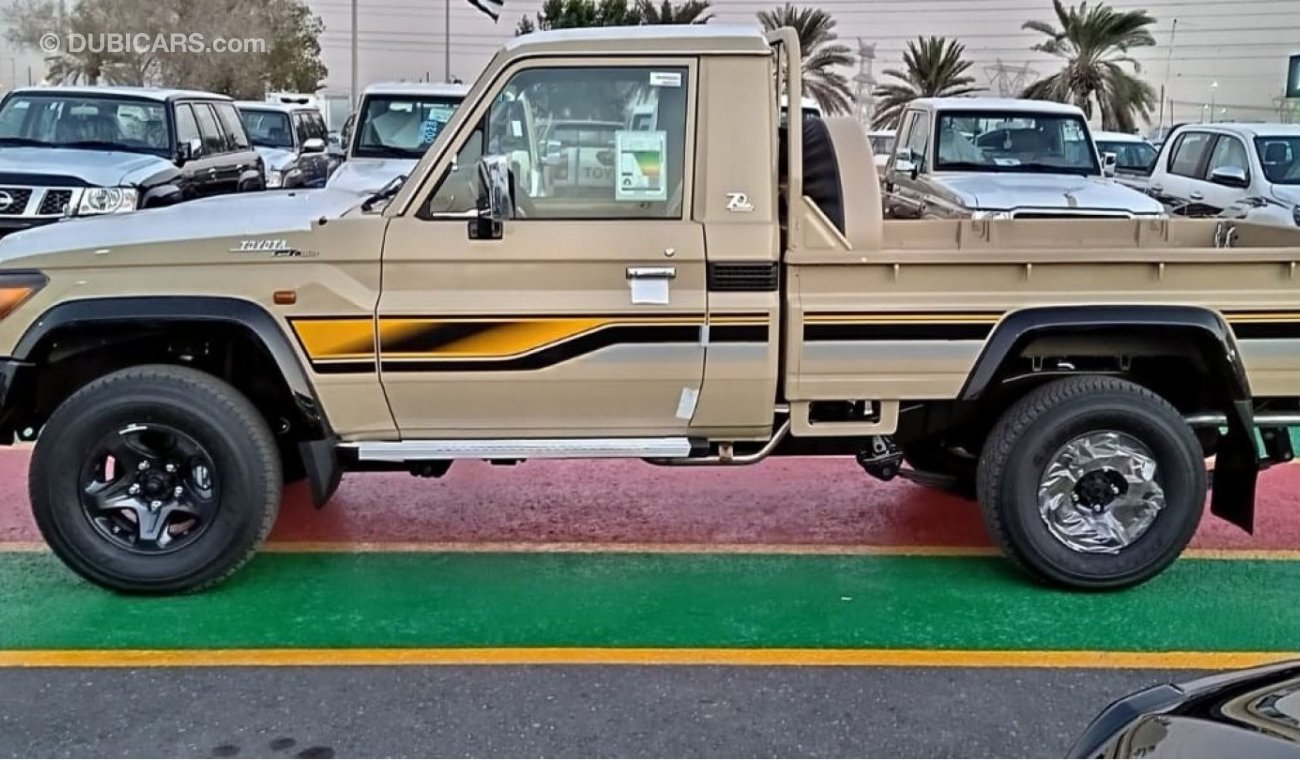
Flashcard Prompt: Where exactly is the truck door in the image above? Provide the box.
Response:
[377,59,706,438]
[1198,133,1253,215]
[885,110,930,218]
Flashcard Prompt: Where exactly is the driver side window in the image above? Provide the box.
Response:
[426,64,690,220]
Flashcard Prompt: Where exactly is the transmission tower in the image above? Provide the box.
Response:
[854,40,877,127]
[984,59,1036,98]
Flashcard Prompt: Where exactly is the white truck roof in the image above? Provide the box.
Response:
[912,97,1085,117]
[361,82,470,98]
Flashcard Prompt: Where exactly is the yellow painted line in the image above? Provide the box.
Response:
[0,647,1296,670]
[7,540,1300,560]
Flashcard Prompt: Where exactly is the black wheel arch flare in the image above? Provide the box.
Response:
[960,303,1258,532]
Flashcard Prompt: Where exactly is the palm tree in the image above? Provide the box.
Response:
[871,36,980,130]
[1020,0,1158,132]
[757,4,855,116]
[637,0,712,24]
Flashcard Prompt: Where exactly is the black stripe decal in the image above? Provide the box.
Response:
[1228,322,1300,340]
[312,360,378,374]
[712,324,769,342]
[380,325,701,373]
[804,322,994,341]
[382,322,500,354]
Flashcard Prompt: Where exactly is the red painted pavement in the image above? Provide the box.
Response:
[3,450,1300,549]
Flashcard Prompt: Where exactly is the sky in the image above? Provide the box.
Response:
[3,0,1298,126]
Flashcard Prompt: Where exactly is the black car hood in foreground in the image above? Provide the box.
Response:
[1071,661,1300,758]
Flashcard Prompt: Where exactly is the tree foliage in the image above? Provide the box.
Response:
[872,36,980,129]
[2,0,327,98]
[1020,0,1157,132]
[516,0,710,34]
[756,4,854,116]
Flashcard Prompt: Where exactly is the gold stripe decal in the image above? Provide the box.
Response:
[289,316,771,372]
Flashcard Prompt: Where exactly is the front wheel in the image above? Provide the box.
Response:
[30,365,282,594]
[977,376,1206,590]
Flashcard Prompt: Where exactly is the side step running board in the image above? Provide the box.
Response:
[342,437,693,462]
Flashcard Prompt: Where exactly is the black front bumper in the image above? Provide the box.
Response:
[0,216,59,239]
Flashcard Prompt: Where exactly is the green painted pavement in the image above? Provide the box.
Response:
[0,552,1296,651]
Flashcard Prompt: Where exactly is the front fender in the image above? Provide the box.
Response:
[961,304,1257,531]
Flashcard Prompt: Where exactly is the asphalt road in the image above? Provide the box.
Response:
[0,666,1190,758]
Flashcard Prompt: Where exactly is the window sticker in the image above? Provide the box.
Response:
[649,71,682,88]
[615,130,668,202]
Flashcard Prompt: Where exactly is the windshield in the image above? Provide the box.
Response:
[1096,140,1158,172]
[1256,137,1300,185]
[869,134,895,156]
[934,111,1099,175]
[353,94,463,159]
[240,108,293,149]
[0,94,172,155]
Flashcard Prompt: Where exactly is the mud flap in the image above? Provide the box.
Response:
[1210,400,1258,533]
[299,438,342,509]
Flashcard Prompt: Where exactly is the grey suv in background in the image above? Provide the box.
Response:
[236,100,340,188]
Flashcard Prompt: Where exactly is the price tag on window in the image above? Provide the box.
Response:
[649,71,681,88]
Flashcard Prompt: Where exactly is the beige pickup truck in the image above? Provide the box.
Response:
[0,25,1297,594]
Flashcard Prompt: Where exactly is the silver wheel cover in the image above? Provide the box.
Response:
[1037,431,1165,554]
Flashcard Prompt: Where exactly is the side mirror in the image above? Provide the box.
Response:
[469,155,513,240]
[177,137,202,164]
[895,152,919,179]
[1210,166,1250,188]
[302,137,326,154]
[1102,152,1118,177]
[539,139,564,166]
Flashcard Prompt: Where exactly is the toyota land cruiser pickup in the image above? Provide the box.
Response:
[0,25,1298,595]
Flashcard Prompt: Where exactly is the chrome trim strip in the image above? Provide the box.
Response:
[343,437,693,461]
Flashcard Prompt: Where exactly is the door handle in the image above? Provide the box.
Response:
[626,266,676,280]
[1149,184,1163,193]
[1190,191,1204,201]
[207,167,218,175]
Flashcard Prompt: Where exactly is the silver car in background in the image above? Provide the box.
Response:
[326,82,469,195]
[881,97,1166,220]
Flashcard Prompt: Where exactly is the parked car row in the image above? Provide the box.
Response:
[0,81,472,239]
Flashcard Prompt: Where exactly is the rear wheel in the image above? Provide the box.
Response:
[30,365,282,594]
[977,376,1206,590]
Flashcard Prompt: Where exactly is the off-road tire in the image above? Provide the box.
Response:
[976,376,1205,590]
[30,365,282,594]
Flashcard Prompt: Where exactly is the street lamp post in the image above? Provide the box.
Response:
[1210,81,1219,123]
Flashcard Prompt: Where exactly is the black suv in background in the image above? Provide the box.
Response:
[0,86,264,239]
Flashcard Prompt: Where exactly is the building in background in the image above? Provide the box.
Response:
[304,0,1298,127]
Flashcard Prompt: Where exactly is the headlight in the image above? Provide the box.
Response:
[77,187,138,215]
[0,273,46,319]
[971,210,1013,220]
[266,170,284,189]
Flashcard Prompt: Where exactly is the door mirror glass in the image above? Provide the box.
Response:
[1102,151,1118,177]
[177,137,202,163]
[1210,165,1249,188]
[477,155,513,220]
[469,155,513,239]
[302,137,326,154]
